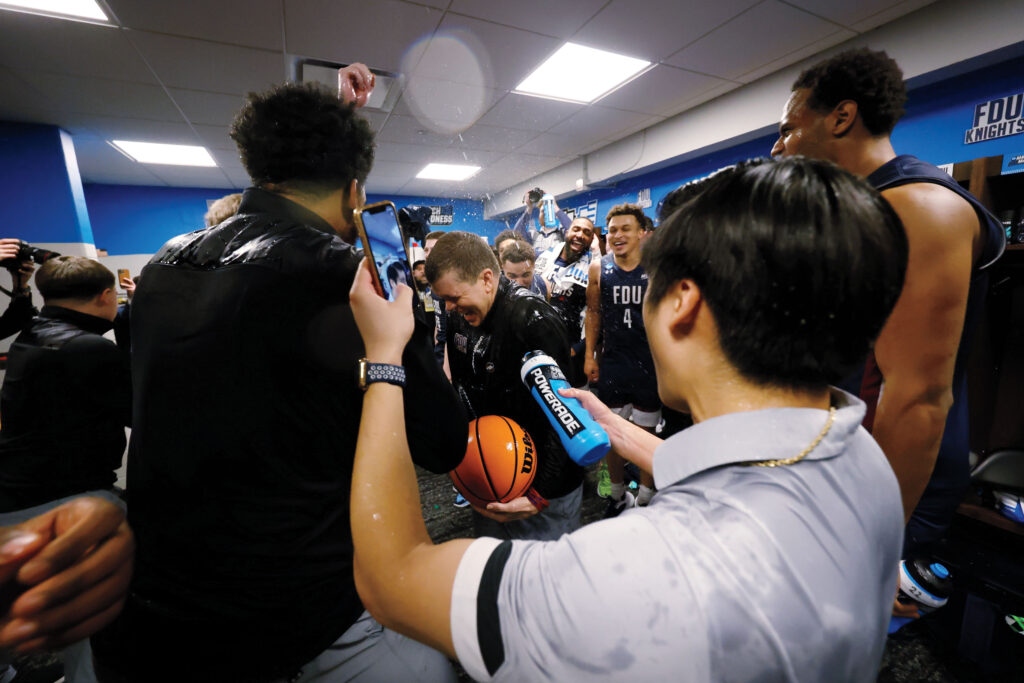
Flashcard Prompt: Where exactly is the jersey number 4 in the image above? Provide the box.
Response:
[623,308,632,329]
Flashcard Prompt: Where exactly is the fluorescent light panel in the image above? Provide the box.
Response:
[515,43,651,104]
[111,140,217,167]
[0,0,107,20]
[416,163,480,181]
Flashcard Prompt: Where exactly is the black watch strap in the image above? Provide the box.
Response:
[360,359,406,391]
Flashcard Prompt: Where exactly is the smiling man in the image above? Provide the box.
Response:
[426,231,584,541]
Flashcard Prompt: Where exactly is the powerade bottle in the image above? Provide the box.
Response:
[520,350,610,466]
[888,558,953,633]
[541,193,558,228]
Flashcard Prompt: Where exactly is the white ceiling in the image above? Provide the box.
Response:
[0,0,935,197]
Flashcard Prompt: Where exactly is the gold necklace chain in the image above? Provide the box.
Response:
[742,406,837,468]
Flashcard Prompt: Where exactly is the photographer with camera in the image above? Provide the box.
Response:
[513,187,571,255]
[0,239,47,341]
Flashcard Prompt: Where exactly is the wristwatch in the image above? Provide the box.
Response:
[357,357,406,391]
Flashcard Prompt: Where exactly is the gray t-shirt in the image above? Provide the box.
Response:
[451,390,903,682]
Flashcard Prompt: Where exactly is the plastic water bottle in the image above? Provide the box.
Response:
[889,557,953,633]
[541,193,558,228]
[520,351,610,466]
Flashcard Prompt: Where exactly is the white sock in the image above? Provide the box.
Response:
[636,484,655,506]
[609,481,625,501]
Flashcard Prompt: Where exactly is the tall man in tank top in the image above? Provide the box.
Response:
[772,49,1005,614]
[584,204,659,517]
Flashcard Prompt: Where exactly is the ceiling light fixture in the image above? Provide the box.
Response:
[0,0,108,22]
[110,140,217,167]
[515,43,651,104]
[416,163,481,181]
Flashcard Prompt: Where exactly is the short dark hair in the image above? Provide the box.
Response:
[658,175,721,223]
[643,157,907,390]
[495,229,520,248]
[36,255,115,301]
[500,241,536,265]
[605,203,647,229]
[425,231,499,284]
[424,230,447,243]
[230,82,375,195]
[793,48,906,136]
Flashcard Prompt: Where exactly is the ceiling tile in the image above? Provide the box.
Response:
[284,0,443,73]
[397,177,485,199]
[446,125,539,153]
[106,0,284,50]
[130,31,284,95]
[192,124,237,152]
[595,65,734,116]
[516,132,590,158]
[571,0,762,62]
[476,93,583,132]
[0,11,155,83]
[785,0,934,29]
[72,136,167,186]
[447,0,606,38]
[56,115,200,144]
[849,0,937,33]
[423,14,561,90]
[737,28,856,83]
[665,1,841,80]
[373,142,504,166]
[168,89,247,127]
[207,148,245,171]
[0,66,60,118]
[378,115,459,147]
[393,77,502,132]
[24,72,183,121]
[145,165,236,189]
[547,106,655,144]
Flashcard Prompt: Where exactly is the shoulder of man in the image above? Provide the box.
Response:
[881,182,980,244]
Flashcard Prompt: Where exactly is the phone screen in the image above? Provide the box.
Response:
[356,202,411,301]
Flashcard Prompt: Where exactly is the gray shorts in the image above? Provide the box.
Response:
[472,483,583,542]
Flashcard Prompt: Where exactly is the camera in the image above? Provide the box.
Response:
[0,241,60,270]
[398,205,433,245]
[527,188,545,204]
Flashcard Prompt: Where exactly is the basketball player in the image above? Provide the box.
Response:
[771,48,1005,568]
[584,203,658,516]
[426,232,583,541]
[347,157,908,681]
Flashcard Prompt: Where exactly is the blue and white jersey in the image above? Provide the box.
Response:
[535,247,592,342]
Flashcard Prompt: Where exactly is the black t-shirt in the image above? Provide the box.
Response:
[92,189,467,682]
[446,278,583,500]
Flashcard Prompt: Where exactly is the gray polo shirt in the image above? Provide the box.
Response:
[450,390,903,682]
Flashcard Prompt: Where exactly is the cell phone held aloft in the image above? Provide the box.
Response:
[353,201,414,301]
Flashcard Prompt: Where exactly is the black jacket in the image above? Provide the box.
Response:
[447,277,583,500]
[92,188,467,683]
[0,306,129,511]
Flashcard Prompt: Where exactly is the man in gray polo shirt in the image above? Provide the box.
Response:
[345,157,908,682]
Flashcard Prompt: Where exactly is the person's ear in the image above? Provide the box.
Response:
[665,279,702,338]
[345,179,364,210]
[831,100,858,137]
[480,268,495,292]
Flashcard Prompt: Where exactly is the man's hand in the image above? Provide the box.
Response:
[0,497,133,654]
[349,258,414,364]
[583,356,599,384]
[14,262,34,290]
[892,597,921,619]
[473,496,539,523]
[338,63,375,108]
[120,276,136,301]
[0,239,22,263]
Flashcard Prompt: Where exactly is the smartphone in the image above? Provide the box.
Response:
[117,268,131,289]
[353,201,412,301]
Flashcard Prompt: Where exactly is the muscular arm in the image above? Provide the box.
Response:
[512,208,533,242]
[584,259,602,383]
[873,184,978,522]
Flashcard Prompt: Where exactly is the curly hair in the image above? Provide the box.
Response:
[793,48,906,136]
[605,202,647,229]
[230,82,375,195]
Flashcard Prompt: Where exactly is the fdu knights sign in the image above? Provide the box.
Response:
[964,92,1024,144]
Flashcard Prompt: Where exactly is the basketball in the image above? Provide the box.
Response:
[450,416,536,507]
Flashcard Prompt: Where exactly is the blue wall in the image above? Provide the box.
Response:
[543,51,1024,229]
[84,184,508,255]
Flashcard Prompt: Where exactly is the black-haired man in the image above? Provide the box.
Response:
[91,66,467,683]
[772,48,1005,565]
[347,157,908,681]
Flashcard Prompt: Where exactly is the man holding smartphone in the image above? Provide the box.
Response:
[91,65,467,683]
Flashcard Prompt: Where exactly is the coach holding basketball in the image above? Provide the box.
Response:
[426,232,583,541]
[348,157,907,681]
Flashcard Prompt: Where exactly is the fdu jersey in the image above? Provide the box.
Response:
[598,254,658,408]
[536,247,592,342]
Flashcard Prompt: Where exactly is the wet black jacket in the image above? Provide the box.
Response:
[92,188,467,683]
[447,277,583,500]
[0,306,129,511]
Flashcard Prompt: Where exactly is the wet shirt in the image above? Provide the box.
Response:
[599,254,653,371]
[535,247,592,343]
[450,390,903,682]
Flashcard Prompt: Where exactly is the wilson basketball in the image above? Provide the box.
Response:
[450,416,536,507]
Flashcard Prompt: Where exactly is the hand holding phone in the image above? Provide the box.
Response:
[353,201,414,301]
